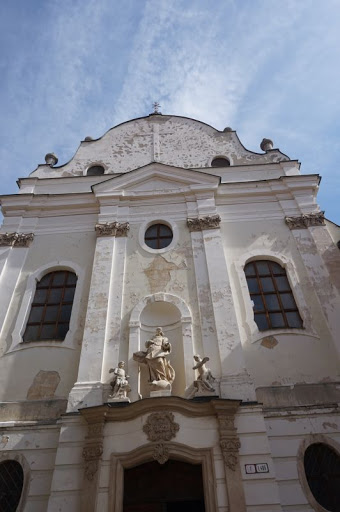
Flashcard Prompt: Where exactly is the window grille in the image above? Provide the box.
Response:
[0,460,24,512]
[145,224,173,250]
[23,270,77,342]
[244,260,303,330]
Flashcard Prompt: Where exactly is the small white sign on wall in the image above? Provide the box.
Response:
[245,463,269,474]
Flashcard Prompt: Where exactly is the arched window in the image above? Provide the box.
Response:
[87,165,104,176]
[23,270,77,342]
[0,460,24,512]
[144,224,173,250]
[211,157,230,167]
[304,443,340,511]
[244,260,303,330]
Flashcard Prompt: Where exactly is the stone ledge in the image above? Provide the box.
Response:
[0,399,68,422]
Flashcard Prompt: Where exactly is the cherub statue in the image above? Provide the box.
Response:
[192,354,216,394]
[109,361,131,400]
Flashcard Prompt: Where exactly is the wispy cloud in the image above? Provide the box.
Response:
[0,0,339,221]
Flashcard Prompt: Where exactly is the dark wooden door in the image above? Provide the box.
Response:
[123,460,205,512]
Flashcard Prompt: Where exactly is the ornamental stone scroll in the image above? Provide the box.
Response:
[0,232,34,247]
[95,221,130,237]
[285,212,325,230]
[187,214,221,232]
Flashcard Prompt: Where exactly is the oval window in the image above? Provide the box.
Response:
[87,165,104,176]
[145,224,173,250]
[304,443,340,511]
[0,460,24,512]
[211,157,230,167]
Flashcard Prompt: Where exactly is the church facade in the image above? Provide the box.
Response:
[0,112,339,511]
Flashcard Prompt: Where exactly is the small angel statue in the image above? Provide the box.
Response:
[109,361,131,400]
[192,354,216,394]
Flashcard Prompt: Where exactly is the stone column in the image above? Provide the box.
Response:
[285,213,340,357]
[212,401,246,512]
[67,222,129,411]
[187,213,255,401]
[101,227,129,387]
[128,320,141,402]
[0,233,34,338]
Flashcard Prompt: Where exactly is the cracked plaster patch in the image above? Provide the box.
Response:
[261,336,278,349]
[26,370,61,400]
[144,255,183,293]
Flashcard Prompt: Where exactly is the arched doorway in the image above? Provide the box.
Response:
[123,460,205,511]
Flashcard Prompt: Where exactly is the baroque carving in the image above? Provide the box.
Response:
[187,214,221,232]
[82,443,103,481]
[285,212,325,230]
[109,361,131,401]
[95,221,130,237]
[220,438,241,471]
[0,232,34,247]
[153,443,169,465]
[143,412,179,442]
[192,355,217,396]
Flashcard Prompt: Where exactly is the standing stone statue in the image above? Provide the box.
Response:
[108,361,131,401]
[192,354,216,395]
[133,327,175,393]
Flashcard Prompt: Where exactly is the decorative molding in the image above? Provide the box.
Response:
[95,221,130,237]
[82,444,103,481]
[220,438,241,471]
[0,232,34,247]
[285,212,325,230]
[152,443,169,464]
[143,411,179,442]
[187,214,221,232]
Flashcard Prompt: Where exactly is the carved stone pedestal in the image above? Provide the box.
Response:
[150,390,171,398]
[107,396,130,404]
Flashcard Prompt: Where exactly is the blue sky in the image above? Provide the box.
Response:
[1,0,339,223]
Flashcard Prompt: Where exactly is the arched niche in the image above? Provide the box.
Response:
[128,293,194,400]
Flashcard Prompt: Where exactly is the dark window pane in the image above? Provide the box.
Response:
[256,261,270,275]
[254,314,269,330]
[44,305,59,322]
[64,287,76,301]
[28,306,44,323]
[56,323,69,340]
[211,157,230,167]
[146,238,158,249]
[23,325,39,342]
[0,460,24,512]
[158,237,172,249]
[60,305,72,322]
[276,276,290,291]
[265,294,280,311]
[280,293,297,309]
[260,277,275,292]
[270,313,285,328]
[252,295,264,312]
[34,289,47,303]
[40,325,56,340]
[66,273,77,285]
[245,263,256,277]
[38,274,52,287]
[269,262,286,275]
[49,288,63,303]
[247,278,260,293]
[286,312,303,328]
[52,272,66,286]
[87,165,104,176]
[159,225,172,236]
[304,443,340,511]
[145,225,158,237]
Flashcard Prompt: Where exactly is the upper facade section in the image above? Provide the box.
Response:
[29,114,291,180]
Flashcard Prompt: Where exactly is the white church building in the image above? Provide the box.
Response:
[0,111,339,511]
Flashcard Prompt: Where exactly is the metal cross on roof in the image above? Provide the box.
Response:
[152,101,162,114]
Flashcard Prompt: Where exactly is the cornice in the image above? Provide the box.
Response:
[79,397,241,424]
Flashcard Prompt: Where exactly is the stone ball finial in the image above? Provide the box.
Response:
[45,153,58,166]
[84,136,93,141]
[260,138,274,151]
[223,127,232,132]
